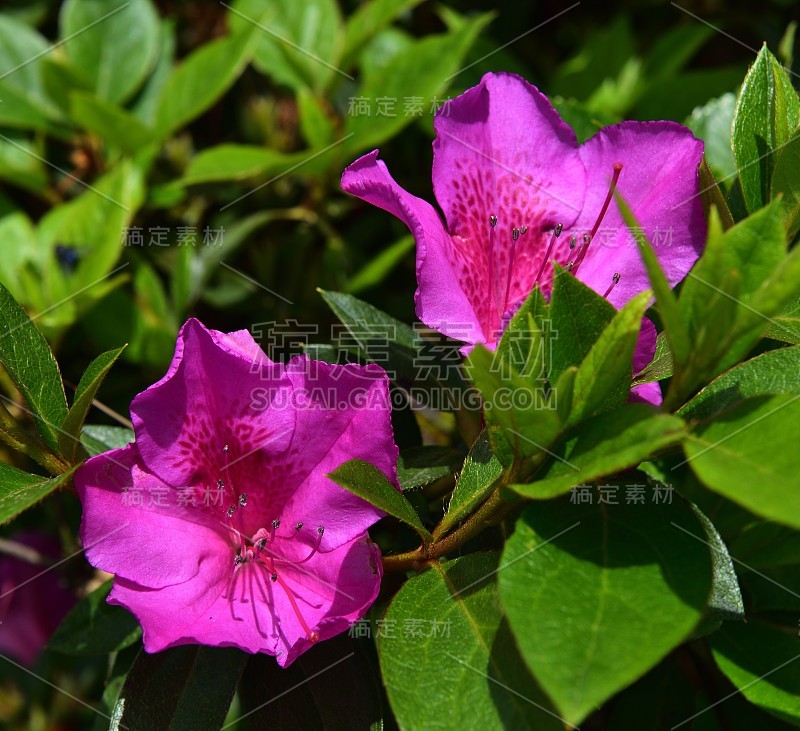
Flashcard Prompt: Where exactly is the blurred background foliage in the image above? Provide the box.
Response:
[0,0,799,728]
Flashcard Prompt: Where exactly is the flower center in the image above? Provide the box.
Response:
[490,162,624,333]
[218,444,324,645]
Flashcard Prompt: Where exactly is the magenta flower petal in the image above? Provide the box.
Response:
[342,151,483,344]
[108,533,381,666]
[431,73,585,334]
[342,72,706,355]
[76,319,397,664]
[572,121,705,309]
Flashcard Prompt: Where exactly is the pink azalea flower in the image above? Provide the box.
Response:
[342,72,706,402]
[75,319,397,667]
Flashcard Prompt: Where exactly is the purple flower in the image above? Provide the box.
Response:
[0,532,75,667]
[75,319,397,667]
[342,73,706,399]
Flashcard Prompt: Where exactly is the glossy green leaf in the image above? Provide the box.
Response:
[686,92,737,184]
[60,0,160,104]
[568,290,651,424]
[154,30,255,138]
[396,445,463,490]
[466,345,561,468]
[680,346,800,420]
[381,554,562,730]
[731,44,800,213]
[0,463,75,524]
[684,394,800,529]
[549,265,617,382]
[328,458,432,541]
[509,405,686,499]
[59,346,125,461]
[49,579,141,655]
[712,621,800,726]
[440,431,502,534]
[771,134,800,241]
[499,498,712,725]
[0,281,67,451]
[238,635,384,729]
[763,293,800,343]
[632,331,672,385]
[81,424,134,456]
[111,645,246,731]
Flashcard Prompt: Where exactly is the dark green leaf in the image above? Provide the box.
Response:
[772,134,800,241]
[328,458,432,541]
[712,621,800,726]
[0,463,75,524]
[342,0,424,63]
[0,281,68,451]
[49,579,141,655]
[440,431,502,534]
[498,498,712,725]
[111,645,246,731]
[396,445,463,490]
[509,405,685,499]
[381,554,562,730]
[346,235,414,295]
[69,92,154,152]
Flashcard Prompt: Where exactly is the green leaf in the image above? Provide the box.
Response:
[772,133,800,241]
[59,347,125,461]
[342,0,424,63]
[0,131,48,193]
[509,405,686,499]
[0,281,67,451]
[680,345,800,420]
[69,92,154,152]
[346,235,414,294]
[548,265,617,382]
[49,579,141,655]
[0,15,62,130]
[81,424,134,456]
[0,463,75,524]
[182,145,304,185]
[229,0,344,93]
[568,290,651,424]
[345,13,491,155]
[684,394,800,529]
[297,88,335,148]
[711,621,800,725]
[111,645,246,731]
[690,504,745,627]
[328,458,432,541]
[686,92,737,184]
[440,431,502,534]
[617,194,691,368]
[466,345,561,468]
[731,44,800,213]
[633,331,673,385]
[60,0,160,104]
[154,30,255,138]
[498,498,712,725]
[238,635,384,729]
[764,292,800,343]
[381,554,562,730]
[396,445,463,490]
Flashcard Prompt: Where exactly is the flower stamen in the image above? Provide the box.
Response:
[603,272,621,298]
[572,163,623,273]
